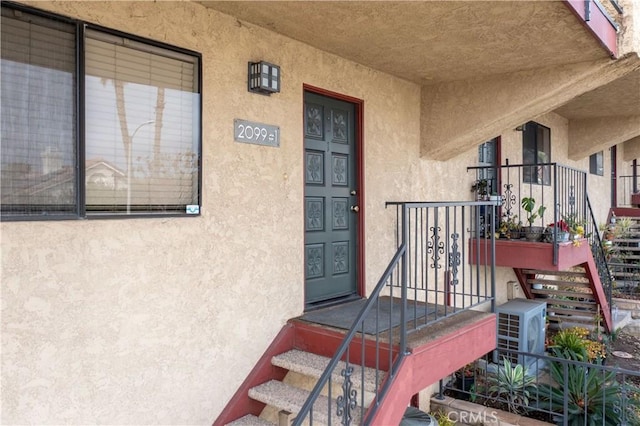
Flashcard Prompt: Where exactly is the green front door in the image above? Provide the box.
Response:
[304,92,358,306]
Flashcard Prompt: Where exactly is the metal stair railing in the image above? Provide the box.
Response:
[586,195,613,310]
[293,201,497,425]
[293,245,406,426]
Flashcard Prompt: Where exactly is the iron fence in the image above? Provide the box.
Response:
[440,347,640,426]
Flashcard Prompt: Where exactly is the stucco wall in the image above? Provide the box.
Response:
[0,1,423,424]
[620,0,640,56]
[0,1,622,425]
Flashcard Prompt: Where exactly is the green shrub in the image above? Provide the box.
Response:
[539,348,640,425]
[550,328,607,363]
[486,357,537,414]
[551,329,587,361]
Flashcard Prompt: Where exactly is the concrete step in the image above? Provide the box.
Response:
[609,254,640,265]
[226,414,275,426]
[272,350,382,394]
[528,278,590,288]
[249,380,363,425]
[543,297,597,309]
[531,289,594,300]
[612,271,640,278]
[610,243,640,250]
[548,313,596,327]
[547,306,597,317]
[522,269,587,278]
[612,308,633,330]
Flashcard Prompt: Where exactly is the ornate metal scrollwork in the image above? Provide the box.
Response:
[502,183,516,217]
[336,366,357,426]
[428,226,444,269]
[612,382,627,421]
[569,185,576,209]
[448,232,461,285]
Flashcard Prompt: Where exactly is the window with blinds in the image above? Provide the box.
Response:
[1,7,77,216]
[84,30,200,214]
[1,4,201,220]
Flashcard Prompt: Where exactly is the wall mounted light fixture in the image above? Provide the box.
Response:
[248,61,280,95]
[515,124,527,132]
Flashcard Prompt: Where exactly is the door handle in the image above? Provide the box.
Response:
[350,205,360,213]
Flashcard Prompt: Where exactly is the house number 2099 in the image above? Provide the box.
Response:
[234,119,280,147]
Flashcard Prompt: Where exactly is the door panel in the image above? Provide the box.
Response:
[304,92,357,305]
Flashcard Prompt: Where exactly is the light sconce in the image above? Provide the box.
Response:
[248,61,280,95]
[515,124,527,132]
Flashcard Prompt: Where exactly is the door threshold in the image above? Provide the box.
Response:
[304,294,363,312]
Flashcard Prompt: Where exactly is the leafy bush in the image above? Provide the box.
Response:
[486,357,537,414]
[584,340,607,363]
[550,327,607,363]
[539,348,640,425]
[550,329,588,360]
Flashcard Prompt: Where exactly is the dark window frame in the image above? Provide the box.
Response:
[1,2,203,221]
[589,151,604,176]
[522,121,551,186]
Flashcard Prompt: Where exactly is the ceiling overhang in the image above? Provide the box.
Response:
[555,66,640,120]
[200,1,638,156]
[199,1,613,86]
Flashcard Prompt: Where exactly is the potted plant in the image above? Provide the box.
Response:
[454,362,477,400]
[545,219,570,243]
[471,179,489,200]
[498,213,522,239]
[521,197,546,241]
[563,213,586,240]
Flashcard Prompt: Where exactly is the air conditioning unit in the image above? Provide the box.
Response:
[494,299,546,369]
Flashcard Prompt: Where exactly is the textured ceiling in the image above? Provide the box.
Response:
[555,69,640,119]
[201,1,639,120]
[200,1,609,85]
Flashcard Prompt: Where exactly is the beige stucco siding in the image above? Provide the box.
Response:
[0,1,422,424]
[0,1,624,424]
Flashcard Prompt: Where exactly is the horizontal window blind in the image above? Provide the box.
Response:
[84,29,199,214]
[1,8,76,216]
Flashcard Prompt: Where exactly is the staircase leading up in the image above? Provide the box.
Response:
[607,214,640,297]
[475,236,613,332]
[517,268,603,330]
[215,311,496,425]
[227,349,380,425]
